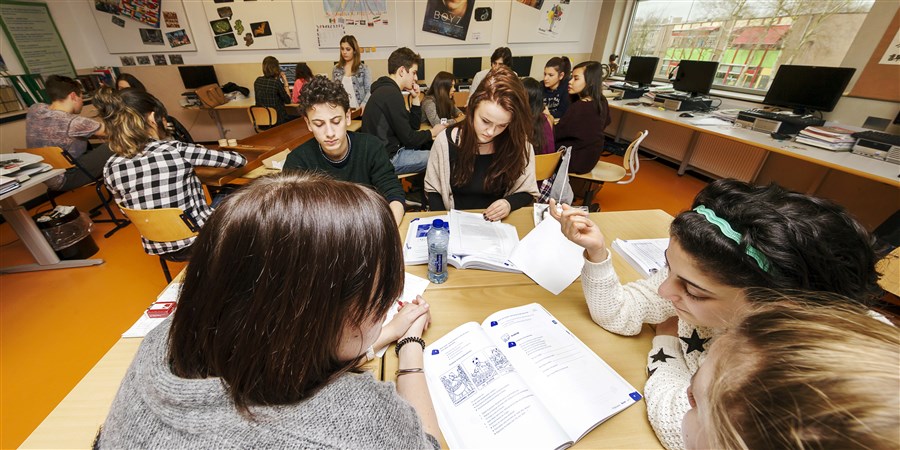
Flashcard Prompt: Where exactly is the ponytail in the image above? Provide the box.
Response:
[92,87,166,158]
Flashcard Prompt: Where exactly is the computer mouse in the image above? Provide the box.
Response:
[770,132,792,141]
[679,112,694,118]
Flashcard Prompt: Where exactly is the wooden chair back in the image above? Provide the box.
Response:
[619,130,649,184]
[119,206,198,244]
[534,150,563,181]
[16,147,73,170]
[248,106,277,133]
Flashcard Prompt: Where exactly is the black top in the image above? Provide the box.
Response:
[360,76,433,158]
[554,97,611,174]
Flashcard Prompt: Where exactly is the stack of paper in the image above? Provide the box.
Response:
[0,175,20,195]
[611,238,669,278]
[795,126,857,151]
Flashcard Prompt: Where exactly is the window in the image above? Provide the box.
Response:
[619,0,874,93]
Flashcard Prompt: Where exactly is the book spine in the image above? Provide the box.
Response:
[9,76,36,106]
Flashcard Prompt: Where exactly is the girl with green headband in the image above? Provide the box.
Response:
[549,179,883,450]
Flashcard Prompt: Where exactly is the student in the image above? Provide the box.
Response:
[25,75,111,192]
[361,47,446,174]
[523,77,555,155]
[425,67,539,221]
[284,76,406,224]
[93,87,246,259]
[554,60,610,174]
[290,62,314,104]
[549,179,883,450]
[542,56,571,119]
[253,56,295,126]
[332,35,372,112]
[683,297,899,450]
[96,172,440,448]
[116,73,145,91]
[422,71,464,127]
[470,47,512,94]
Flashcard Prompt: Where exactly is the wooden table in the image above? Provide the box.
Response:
[877,247,900,298]
[387,208,673,449]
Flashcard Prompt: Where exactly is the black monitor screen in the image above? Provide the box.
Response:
[511,56,533,77]
[763,65,856,113]
[178,65,219,89]
[625,56,659,87]
[417,58,426,82]
[280,63,296,84]
[672,60,718,96]
[453,57,482,81]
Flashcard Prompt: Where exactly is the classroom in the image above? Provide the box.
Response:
[1,0,898,449]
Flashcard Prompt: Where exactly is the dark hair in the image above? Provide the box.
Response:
[544,56,570,81]
[298,75,350,116]
[93,87,169,157]
[491,47,513,66]
[425,71,457,121]
[338,35,362,75]
[452,66,530,195]
[45,75,82,102]
[522,77,546,154]
[294,62,314,83]
[669,179,882,306]
[168,172,404,414]
[262,56,280,78]
[572,61,606,116]
[388,47,420,75]
[117,73,146,91]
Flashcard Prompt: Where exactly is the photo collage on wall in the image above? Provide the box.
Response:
[95,0,192,49]
[207,0,297,50]
[516,0,571,37]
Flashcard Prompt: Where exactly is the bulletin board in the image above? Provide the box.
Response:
[202,0,299,51]
[313,0,397,49]
[506,0,585,44]
[414,0,494,46]
[848,9,900,102]
[89,0,197,54]
[0,1,76,78]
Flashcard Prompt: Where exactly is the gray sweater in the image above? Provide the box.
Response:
[99,319,439,449]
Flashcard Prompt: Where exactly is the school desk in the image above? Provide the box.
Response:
[386,209,673,449]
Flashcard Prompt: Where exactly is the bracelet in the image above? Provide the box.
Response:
[395,336,426,356]
[395,368,424,376]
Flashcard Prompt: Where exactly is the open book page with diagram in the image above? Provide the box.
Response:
[424,304,641,449]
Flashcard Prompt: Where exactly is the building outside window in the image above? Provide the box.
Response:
[620,0,874,92]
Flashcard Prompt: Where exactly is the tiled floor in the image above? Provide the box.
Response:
[0,155,706,448]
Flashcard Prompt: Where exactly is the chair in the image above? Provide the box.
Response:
[569,130,649,212]
[17,146,130,238]
[534,150,564,181]
[119,206,199,282]
[398,172,425,211]
[167,115,194,143]
[248,106,277,133]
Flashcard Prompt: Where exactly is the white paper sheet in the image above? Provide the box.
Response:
[509,216,584,295]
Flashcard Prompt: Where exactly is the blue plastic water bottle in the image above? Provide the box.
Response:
[427,219,449,284]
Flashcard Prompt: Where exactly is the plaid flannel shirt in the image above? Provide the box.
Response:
[103,140,246,255]
[254,76,290,125]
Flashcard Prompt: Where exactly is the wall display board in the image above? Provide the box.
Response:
[89,0,197,54]
[0,1,76,78]
[507,0,584,43]
[314,0,397,49]
[415,0,494,46]
[202,0,299,51]
[849,9,900,102]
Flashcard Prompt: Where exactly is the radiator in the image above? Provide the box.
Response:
[619,115,694,160]
[688,135,767,182]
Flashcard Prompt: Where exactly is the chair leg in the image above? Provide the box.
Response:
[90,183,131,238]
[159,256,173,283]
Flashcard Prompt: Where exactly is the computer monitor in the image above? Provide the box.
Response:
[511,56,533,77]
[763,65,856,114]
[453,57,482,83]
[178,65,219,89]
[624,56,659,87]
[280,63,297,84]
[417,58,426,82]
[671,60,718,97]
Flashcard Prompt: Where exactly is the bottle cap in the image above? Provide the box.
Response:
[432,219,444,228]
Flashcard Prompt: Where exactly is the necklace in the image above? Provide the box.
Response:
[320,133,351,164]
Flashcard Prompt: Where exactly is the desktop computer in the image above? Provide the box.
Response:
[609,84,648,100]
[735,110,825,135]
[653,93,712,112]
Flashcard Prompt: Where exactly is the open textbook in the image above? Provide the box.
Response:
[424,304,641,449]
[404,211,521,273]
[611,238,669,278]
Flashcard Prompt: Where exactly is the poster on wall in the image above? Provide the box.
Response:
[89,0,196,54]
[415,0,493,46]
[314,0,397,49]
[201,0,299,50]
[507,0,584,43]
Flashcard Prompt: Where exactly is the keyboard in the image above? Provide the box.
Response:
[850,130,900,147]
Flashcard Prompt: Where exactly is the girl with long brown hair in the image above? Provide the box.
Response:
[422,71,464,127]
[332,35,372,112]
[424,66,538,221]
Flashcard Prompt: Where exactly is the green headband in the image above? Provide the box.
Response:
[693,205,771,273]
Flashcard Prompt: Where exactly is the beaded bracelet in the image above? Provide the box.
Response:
[395,336,426,356]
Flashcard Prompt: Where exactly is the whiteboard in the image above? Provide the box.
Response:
[312,0,397,49]
[507,0,584,43]
[89,0,197,54]
[415,0,494,46]
[201,0,299,51]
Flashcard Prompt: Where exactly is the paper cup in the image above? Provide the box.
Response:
[218,138,228,147]
[228,139,238,146]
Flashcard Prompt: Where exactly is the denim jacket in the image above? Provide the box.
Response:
[332,63,372,107]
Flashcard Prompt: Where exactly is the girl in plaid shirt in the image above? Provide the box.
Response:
[93,87,246,257]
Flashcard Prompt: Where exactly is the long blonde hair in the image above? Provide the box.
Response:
[93,87,168,158]
[704,291,899,450]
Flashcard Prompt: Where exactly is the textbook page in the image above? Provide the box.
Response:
[424,322,571,449]
[404,215,449,265]
[481,304,642,443]
[448,209,519,263]
[611,238,669,278]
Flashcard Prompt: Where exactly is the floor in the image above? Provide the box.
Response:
[0,155,707,448]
